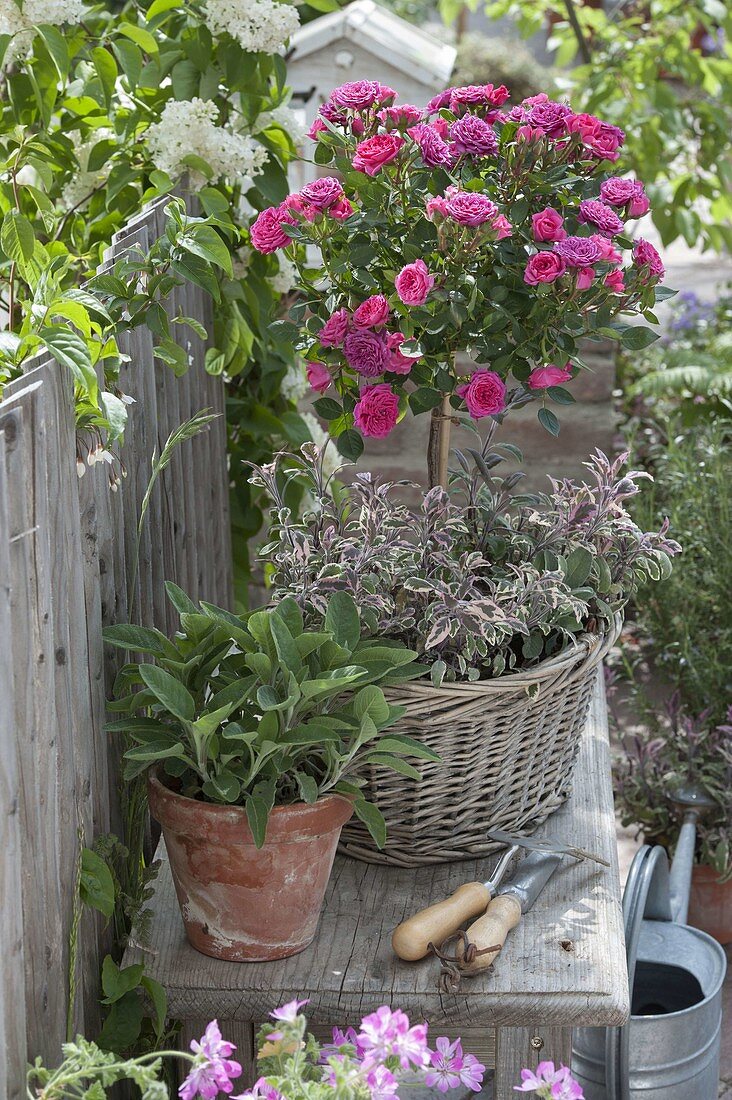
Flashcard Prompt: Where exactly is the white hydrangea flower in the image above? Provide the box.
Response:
[280,359,308,405]
[257,104,307,145]
[268,254,298,295]
[61,128,114,211]
[146,98,268,190]
[301,413,339,481]
[202,0,300,54]
[0,0,87,64]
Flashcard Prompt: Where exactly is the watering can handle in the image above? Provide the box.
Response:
[605,844,673,1100]
[669,815,696,924]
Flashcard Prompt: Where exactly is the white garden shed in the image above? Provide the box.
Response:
[287,0,456,189]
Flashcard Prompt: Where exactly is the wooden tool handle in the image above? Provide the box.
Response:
[392,882,491,961]
[460,894,523,973]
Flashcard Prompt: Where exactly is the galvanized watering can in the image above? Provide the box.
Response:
[572,786,727,1099]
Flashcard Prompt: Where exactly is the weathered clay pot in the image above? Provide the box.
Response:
[148,771,354,962]
[688,864,732,945]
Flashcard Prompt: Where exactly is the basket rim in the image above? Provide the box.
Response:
[387,613,622,697]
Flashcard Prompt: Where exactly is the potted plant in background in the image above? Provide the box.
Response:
[250,437,679,864]
[614,695,732,944]
[250,78,669,485]
[105,584,434,959]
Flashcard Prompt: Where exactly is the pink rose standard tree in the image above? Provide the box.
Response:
[250,79,669,486]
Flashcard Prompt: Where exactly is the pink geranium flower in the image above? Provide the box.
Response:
[180,1021,242,1100]
[514,1061,584,1098]
[270,997,309,1022]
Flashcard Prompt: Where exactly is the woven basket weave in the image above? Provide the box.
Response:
[340,622,619,866]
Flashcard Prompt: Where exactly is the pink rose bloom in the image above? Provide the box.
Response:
[633,238,665,280]
[524,251,566,285]
[250,205,297,253]
[306,361,331,393]
[395,259,435,306]
[330,80,383,110]
[408,123,455,168]
[353,294,390,328]
[601,178,650,217]
[456,369,506,418]
[377,84,397,105]
[425,194,449,220]
[450,113,498,157]
[299,176,344,211]
[444,191,497,227]
[604,269,626,294]
[576,266,595,290]
[307,118,327,140]
[566,112,602,144]
[591,234,623,263]
[425,89,452,113]
[569,116,624,161]
[578,198,624,236]
[627,182,650,217]
[282,192,318,222]
[354,383,400,438]
[531,207,566,243]
[330,196,354,220]
[449,84,509,113]
[344,330,389,377]
[516,124,545,142]
[378,104,423,127]
[352,134,405,175]
[525,98,573,137]
[319,308,350,348]
[554,235,604,268]
[430,117,450,139]
[386,332,416,374]
[491,213,512,240]
[527,363,572,389]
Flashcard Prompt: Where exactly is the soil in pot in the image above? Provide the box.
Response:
[148,771,354,962]
[688,864,732,945]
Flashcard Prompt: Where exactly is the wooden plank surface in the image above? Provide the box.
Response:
[0,437,28,1100]
[129,675,628,1029]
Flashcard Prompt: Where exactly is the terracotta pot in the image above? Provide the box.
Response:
[148,771,354,961]
[687,864,732,945]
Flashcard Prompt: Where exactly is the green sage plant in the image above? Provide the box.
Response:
[252,438,680,683]
[613,693,732,879]
[104,586,435,848]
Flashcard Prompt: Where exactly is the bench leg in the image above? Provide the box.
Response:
[494,1026,572,1100]
[178,1019,257,1087]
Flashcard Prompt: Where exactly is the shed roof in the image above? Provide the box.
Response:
[287,0,456,90]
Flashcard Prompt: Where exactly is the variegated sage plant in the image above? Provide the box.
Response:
[251,438,680,683]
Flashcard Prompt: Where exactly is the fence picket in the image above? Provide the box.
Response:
[0,193,232,1092]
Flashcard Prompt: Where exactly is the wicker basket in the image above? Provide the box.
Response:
[340,622,619,866]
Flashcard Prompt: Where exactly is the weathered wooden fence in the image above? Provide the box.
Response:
[0,194,232,1096]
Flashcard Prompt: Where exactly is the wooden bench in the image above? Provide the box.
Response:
[126,674,628,1098]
